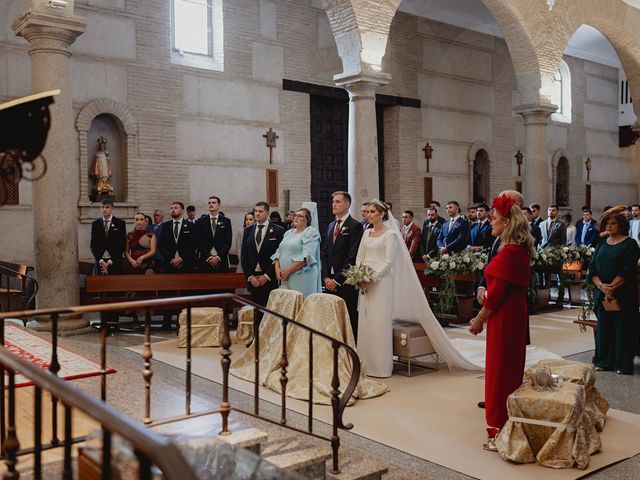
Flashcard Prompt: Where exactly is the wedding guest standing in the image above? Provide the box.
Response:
[321,191,364,338]
[468,203,493,252]
[401,210,421,260]
[196,196,232,272]
[125,212,157,274]
[235,212,255,273]
[576,208,598,247]
[539,204,566,248]
[90,198,126,275]
[469,194,534,450]
[419,207,442,261]
[272,207,322,298]
[562,213,576,246]
[158,202,197,273]
[437,201,470,254]
[586,206,639,375]
[241,202,284,308]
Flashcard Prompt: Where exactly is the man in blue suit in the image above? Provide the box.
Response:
[468,203,493,252]
[437,201,470,254]
[575,208,599,247]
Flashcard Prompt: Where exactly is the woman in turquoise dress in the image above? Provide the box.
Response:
[272,207,322,298]
[586,205,639,375]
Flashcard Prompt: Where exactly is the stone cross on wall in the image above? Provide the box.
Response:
[263,127,279,164]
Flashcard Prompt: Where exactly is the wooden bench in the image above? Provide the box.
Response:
[85,273,248,329]
[0,261,37,317]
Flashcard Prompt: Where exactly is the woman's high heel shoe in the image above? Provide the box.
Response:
[483,427,500,452]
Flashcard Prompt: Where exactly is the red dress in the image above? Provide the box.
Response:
[482,243,530,429]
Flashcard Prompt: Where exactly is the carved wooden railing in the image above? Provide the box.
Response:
[0,292,361,475]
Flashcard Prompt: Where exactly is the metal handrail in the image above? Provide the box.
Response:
[1,292,362,474]
[0,343,198,480]
[0,263,39,313]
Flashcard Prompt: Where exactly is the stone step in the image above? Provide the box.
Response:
[325,447,389,480]
[261,432,332,480]
[149,412,267,454]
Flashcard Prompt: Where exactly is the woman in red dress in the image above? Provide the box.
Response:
[469,194,534,451]
[125,212,157,274]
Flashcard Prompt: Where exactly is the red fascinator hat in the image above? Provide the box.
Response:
[492,194,517,218]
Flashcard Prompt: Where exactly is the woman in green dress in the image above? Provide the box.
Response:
[586,205,639,375]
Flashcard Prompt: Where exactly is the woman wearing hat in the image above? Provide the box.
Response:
[586,205,639,375]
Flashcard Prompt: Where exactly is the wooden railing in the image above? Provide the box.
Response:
[0,293,361,476]
[0,262,38,318]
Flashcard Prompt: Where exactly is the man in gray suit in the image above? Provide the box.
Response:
[539,204,567,248]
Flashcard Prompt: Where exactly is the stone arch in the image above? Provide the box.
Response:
[467,141,494,206]
[551,149,571,207]
[543,1,640,120]
[76,99,138,204]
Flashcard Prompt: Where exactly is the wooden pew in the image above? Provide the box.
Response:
[85,273,248,329]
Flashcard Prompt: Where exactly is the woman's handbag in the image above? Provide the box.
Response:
[602,297,621,312]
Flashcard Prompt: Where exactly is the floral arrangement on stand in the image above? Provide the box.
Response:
[424,251,489,315]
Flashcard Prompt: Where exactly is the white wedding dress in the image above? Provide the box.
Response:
[355,229,397,378]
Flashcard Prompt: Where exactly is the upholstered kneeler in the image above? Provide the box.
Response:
[178,307,224,348]
[234,306,254,344]
[392,319,437,376]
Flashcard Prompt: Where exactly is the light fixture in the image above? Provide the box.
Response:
[547,0,556,10]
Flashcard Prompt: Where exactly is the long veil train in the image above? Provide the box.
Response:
[384,210,484,371]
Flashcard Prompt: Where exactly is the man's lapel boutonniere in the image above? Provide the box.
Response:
[269,228,274,234]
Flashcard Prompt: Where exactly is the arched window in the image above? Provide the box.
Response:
[556,157,569,207]
[550,60,572,123]
[473,149,489,204]
[171,0,223,70]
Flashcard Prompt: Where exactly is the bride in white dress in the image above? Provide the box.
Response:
[355,200,397,377]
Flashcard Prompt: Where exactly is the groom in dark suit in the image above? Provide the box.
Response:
[321,191,364,339]
[241,201,284,308]
[90,198,126,275]
[196,196,232,272]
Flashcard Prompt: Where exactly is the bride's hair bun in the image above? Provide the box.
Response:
[370,199,389,221]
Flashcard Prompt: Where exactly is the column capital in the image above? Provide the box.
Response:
[514,103,557,126]
[334,72,390,99]
[12,10,86,54]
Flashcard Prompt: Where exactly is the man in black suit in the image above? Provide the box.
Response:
[529,203,543,248]
[90,198,126,275]
[419,207,442,261]
[468,203,493,252]
[196,196,232,272]
[321,191,364,339]
[158,201,197,273]
[241,201,284,308]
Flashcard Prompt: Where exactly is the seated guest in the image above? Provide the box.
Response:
[419,207,442,261]
[90,198,126,275]
[576,208,598,246]
[196,196,232,272]
[562,212,576,246]
[272,207,322,298]
[468,203,493,252]
[158,201,197,273]
[125,212,157,274]
[242,201,285,308]
[401,210,421,260]
[437,201,470,254]
[235,211,255,273]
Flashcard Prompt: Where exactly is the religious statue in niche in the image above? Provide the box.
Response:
[90,136,114,197]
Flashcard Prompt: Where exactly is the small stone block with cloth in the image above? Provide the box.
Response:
[392,319,437,376]
[496,360,607,469]
[178,307,224,348]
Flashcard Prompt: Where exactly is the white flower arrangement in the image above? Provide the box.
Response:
[424,251,489,277]
[343,264,377,293]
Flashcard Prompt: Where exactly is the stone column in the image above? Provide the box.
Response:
[515,104,556,207]
[13,8,87,331]
[335,73,389,212]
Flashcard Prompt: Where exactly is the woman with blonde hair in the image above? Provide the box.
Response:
[469,194,534,451]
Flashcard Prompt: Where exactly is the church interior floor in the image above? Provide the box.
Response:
[9,318,640,480]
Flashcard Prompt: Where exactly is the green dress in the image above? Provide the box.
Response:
[586,237,639,374]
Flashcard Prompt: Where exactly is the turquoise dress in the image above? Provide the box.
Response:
[271,226,322,298]
[586,237,639,374]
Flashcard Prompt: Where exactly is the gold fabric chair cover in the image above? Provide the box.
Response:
[523,359,609,431]
[496,381,601,469]
[178,307,223,348]
[234,306,255,344]
[264,293,388,405]
[230,289,304,384]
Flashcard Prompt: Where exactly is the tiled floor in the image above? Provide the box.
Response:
[12,320,640,480]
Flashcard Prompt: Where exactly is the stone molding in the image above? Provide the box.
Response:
[514,104,556,126]
[75,98,138,204]
[12,10,86,54]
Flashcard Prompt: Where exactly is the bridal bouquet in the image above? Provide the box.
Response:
[343,264,376,293]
